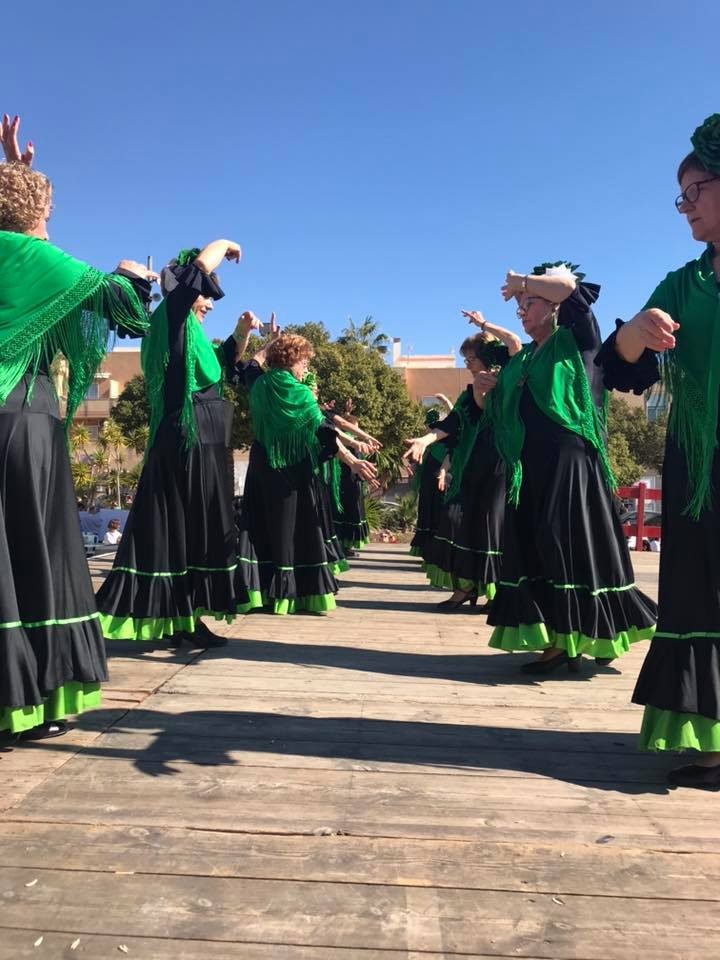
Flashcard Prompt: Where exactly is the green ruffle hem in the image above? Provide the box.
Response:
[489,622,655,660]
[99,606,245,642]
[423,562,497,600]
[639,706,720,753]
[0,681,101,735]
[264,593,336,616]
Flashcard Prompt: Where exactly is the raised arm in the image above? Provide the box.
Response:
[462,310,522,356]
[1,113,34,165]
[501,269,576,305]
[252,313,281,367]
[194,239,242,273]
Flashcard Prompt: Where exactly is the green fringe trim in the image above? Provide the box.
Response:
[489,621,655,659]
[267,593,336,616]
[99,607,236,642]
[0,681,101,734]
[639,706,720,752]
[423,562,496,599]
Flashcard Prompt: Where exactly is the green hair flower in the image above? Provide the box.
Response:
[691,113,720,174]
[532,261,586,281]
[175,248,201,267]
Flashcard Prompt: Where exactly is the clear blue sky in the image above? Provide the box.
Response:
[4,1,717,360]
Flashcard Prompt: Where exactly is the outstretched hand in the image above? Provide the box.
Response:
[461,310,486,328]
[403,437,429,464]
[351,458,380,489]
[237,311,262,335]
[1,114,34,165]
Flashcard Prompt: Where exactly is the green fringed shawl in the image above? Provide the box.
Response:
[0,230,149,427]
[445,390,488,500]
[323,457,344,514]
[141,299,223,450]
[487,326,615,505]
[644,245,720,518]
[249,368,324,469]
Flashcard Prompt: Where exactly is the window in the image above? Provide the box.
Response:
[85,383,100,400]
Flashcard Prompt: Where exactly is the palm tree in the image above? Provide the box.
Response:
[127,425,150,457]
[100,421,128,508]
[339,315,389,355]
[69,424,91,463]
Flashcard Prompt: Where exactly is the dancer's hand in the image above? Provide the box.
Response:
[437,468,451,493]
[461,310,486,329]
[618,308,679,355]
[116,260,160,282]
[1,114,34,165]
[351,458,379,489]
[223,242,242,263]
[353,440,372,457]
[501,270,526,301]
[473,371,498,395]
[403,437,430,464]
[237,311,262,335]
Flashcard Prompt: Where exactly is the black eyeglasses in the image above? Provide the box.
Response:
[675,177,720,211]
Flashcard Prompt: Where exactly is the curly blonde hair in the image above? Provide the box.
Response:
[0,163,51,233]
[265,334,314,371]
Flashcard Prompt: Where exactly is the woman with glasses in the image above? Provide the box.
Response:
[597,113,720,788]
[477,263,656,673]
[404,318,520,611]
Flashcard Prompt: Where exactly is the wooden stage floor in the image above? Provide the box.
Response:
[1,545,717,959]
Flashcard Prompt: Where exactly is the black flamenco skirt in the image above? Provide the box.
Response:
[633,437,720,751]
[235,442,339,614]
[409,450,446,560]
[0,375,106,734]
[317,468,349,575]
[333,463,369,551]
[488,392,657,660]
[96,397,252,642]
[422,431,505,598]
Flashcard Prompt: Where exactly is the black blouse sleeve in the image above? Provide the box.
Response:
[317,421,339,461]
[434,385,481,437]
[558,281,602,353]
[239,358,265,392]
[164,264,224,411]
[106,268,153,339]
[594,320,660,394]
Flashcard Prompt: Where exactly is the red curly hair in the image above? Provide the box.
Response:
[265,334,314,371]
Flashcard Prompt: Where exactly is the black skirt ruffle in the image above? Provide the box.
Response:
[0,375,107,710]
[488,391,657,656]
[96,396,242,639]
[235,441,339,612]
[409,452,445,559]
[422,429,505,592]
[333,463,369,549]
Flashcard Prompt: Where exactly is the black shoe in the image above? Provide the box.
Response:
[17,720,68,741]
[167,631,187,648]
[436,591,478,613]
[667,763,720,790]
[187,620,228,648]
[520,651,580,675]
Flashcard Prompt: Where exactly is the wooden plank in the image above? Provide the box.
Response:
[0,867,715,959]
[1,822,718,900]
[0,929,540,960]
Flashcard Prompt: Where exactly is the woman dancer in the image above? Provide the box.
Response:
[0,116,151,737]
[96,242,260,644]
[597,113,720,788]
[405,315,520,611]
[408,400,453,562]
[481,263,656,672]
[237,334,377,614]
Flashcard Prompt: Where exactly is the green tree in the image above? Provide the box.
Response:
[99,420,128,508]
[607,395,667,479]
[607,432,643,487]
[110,375,150,437]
